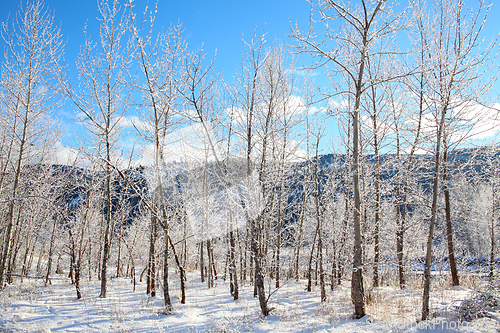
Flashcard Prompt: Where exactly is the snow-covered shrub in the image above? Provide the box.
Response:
[458,288,500,321]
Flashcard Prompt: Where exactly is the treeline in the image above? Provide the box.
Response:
[0,0,499,321]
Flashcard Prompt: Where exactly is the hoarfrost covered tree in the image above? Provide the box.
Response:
[227,34,305,315]
[415,0,499,320]
[0,0,63,289]
[61,0,131,298]
[362,56,395,289]
[65,164,100,299]
[485,147,500,280]
[254,41,304,290]
[390,41,425,289]
[181,46,223,290]
[291,0,402,318]
[129,0,188,309]
[230,31,270,316]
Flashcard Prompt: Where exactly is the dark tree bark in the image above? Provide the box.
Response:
[147,215,157,297]
[490,177,496,281]
[229,229,239,300]
[251,217,269,316]
[163,224,172,312]
[442,148,459,286]
[200,241,205,283]
[422,106,446,321]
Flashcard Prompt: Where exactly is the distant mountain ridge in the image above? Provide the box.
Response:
[29,147,496,229]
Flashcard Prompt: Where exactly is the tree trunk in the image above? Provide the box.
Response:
[318,231,326,302]
[230,229,239,300]
[100,155,113,299]
[351,61,366,319]
[251,217,269,316]
[490,176,496,281]
[442,148,459,286]
[147,215,157,297]
[200,241,205,283]
[207,239,214,288]
[163,224,172,312]
[117,222,123,278]
[422,106,447,321]
[45,215,58,286]
[396,193,405,289]
[331,237,337,290]
[294,188,307,281]
[372,107,381,288]
[307,226,318,292]
[167,235,186,304]
[275,182,283,288]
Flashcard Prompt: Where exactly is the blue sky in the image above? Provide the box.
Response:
[1,0,500,163]
[0,0,311,81]
[0,0,314,162]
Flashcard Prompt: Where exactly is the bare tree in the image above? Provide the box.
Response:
[129,0,188,310]
[231,31,270,316]
[61,0,130,298]
[415,0,498,320]
[291,0,401,318]
[0,0,63,289]
[363,56,394,288]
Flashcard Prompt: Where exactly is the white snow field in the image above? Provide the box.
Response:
[0,270,498,332]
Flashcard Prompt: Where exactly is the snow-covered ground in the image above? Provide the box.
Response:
[0,270,498,332]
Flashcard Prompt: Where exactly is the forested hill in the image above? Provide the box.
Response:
[24,164,148,226]
[42,146,497,229]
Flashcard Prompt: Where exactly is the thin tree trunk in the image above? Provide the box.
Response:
[331,237,337,290]
[337,193,350,285]
[207,239,214,288]
[371,102,381,288]
[307,226,318,292]
[183,212,188,266]
[396,189,405,288]
[100,154,113,299]
[442,148,459,286]
[352,65,366,319]
[117,219,123,278]
[490,175,496,281]
[200,240,205,283]
[167,235,186,304]
[294,187,307,281]
[211,241,218,280]
[275,182,283,288]
[251,216,269,316]
[163,224,172,311]
[45,215,58,286]
[422,105,447,321]
[337,121,351,286]
[318,234,326,302]
[230,230,239,300]
[147,215,157,296]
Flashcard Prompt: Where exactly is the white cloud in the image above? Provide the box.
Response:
[117,115,150,131]
[51,141,80,165]
[329,98,349,110]
[287,67,320,77]
[449,101,500,140]
[135,122,224,166]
